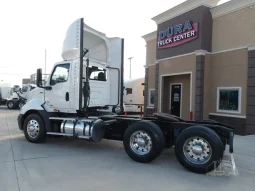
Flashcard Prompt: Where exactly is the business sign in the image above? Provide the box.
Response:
[157,20,198,49]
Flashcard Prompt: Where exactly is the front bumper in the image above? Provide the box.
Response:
[17,114,24,130]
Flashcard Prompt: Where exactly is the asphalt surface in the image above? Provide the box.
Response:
[0,106,255,191]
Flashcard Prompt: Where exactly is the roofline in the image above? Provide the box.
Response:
[142,0,255,43]
[211,0,255,19]
[141,31,157,42]
[151,0,220,25]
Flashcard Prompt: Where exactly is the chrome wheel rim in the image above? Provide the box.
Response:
[19,103,24,108]
[27,119,40,138]
[8,102,13,108]
[183,136,212,164]
[130,131,152,155]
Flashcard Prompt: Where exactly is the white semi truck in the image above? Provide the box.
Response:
[0,86,12,106]
[7,84,37,109]
[17,18,236,174]
[123,77,144,114]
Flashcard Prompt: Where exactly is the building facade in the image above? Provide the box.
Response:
[142,0,255,135]
[22,78,31,84]
[30,73,48,85]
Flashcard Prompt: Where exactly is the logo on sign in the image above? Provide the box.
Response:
[157,20,199,49]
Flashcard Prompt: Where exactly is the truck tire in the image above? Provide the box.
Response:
[19,102,24,109]
[201,119,218,123]
[175,126,224,174]
[23,114,46,143]
[7,100,15,109]
[123,121,165,163]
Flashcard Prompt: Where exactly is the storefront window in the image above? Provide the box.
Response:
[149,89,155,107]
[217,87,241,113]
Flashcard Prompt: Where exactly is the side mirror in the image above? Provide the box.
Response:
[37,68,43,87]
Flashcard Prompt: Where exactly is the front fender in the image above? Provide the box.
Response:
[18,98,58,132]
[19,98,45,115]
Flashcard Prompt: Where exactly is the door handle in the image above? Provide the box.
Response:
[65,92,69,101]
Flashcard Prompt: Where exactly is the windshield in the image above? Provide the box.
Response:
[21,86,28,93]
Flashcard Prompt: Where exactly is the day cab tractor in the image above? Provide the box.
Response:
[7,84,37,109]
[17,18,236,174]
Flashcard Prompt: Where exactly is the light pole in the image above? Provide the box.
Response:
[45,49,47,78]
[128,57,133,79]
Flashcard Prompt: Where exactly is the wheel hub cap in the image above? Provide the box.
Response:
[27,120,39,138]
[130,131,152,155]
[192,145,203,155]
[183,137,212,164]
[137,138,146,146]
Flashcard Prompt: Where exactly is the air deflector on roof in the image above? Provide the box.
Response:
[61,18,109,63]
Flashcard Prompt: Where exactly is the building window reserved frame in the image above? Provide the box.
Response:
[148,88,155,107]
[216,87,242,114]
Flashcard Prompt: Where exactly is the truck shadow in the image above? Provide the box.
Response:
[7,134,238,178]
[0,134,245,191]
[8,134,180,167]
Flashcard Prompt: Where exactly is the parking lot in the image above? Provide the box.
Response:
[0,106,255,191]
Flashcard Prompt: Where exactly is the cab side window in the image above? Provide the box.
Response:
[89,66,107,81]
[126,88,132,95]
[50,64,70,86]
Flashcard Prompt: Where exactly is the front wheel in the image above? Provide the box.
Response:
[123,121,165,163]
[23,114,46,143]
[175,126,224,174]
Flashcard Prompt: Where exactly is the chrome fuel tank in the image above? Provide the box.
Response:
[60,119,105,142]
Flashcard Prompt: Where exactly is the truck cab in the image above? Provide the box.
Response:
[6,84,37,109]
[123,77,144,114]
[20,18,124,115]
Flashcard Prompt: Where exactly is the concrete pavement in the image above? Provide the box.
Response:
[0,106,255,191]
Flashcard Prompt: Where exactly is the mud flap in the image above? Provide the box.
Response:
[229,132,238,175]
[207,131,238,176]
[230,153,237,175]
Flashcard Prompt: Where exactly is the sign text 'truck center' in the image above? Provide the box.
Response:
[157,20,199,49]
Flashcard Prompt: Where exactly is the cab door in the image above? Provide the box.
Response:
[45,63,71,111]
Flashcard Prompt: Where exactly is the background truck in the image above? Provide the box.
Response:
[0,86,12,105]
[122,77,144,114]
[17,18,235,174]
[7,84,37,109]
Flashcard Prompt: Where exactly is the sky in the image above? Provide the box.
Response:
[0,0,230,87]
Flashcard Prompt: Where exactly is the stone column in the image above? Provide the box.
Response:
[144,66,149,116]
[246,45,255,134]
[195,50,206,121]
[154,63,159,112]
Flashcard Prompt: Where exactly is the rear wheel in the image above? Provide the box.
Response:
[7,100,15,109]
[23,114,46,143]
[201,119,218,123]
[19,102,24,109]
[123,121,165,163]
[175,126,224,174]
